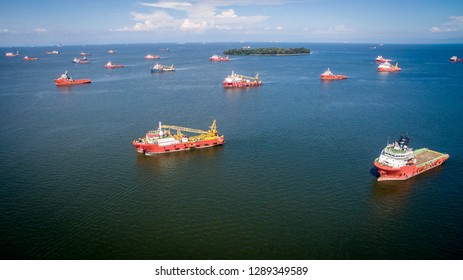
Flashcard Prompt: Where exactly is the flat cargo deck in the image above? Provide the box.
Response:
[414,148,447,166]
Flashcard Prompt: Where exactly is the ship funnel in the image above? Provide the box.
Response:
[159,121,163,136]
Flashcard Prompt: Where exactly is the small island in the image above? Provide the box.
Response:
[223,47,310,56]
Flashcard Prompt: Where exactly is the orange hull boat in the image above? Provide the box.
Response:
[55,78,91,86]
[320,68,347,80]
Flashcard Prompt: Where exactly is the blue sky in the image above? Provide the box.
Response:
[1,0,462,46]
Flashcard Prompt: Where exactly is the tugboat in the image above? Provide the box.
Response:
[374,135,449,181]
[377,62,401,72]
[5,47,19,57]
[145,54,160,59]
[375,55,392,63]
[223,71,262,88]
[54,70,91,86]
[104,61,124,68]
[72,57,90,64]
[209,54,229,62]
[133,120,225,155]
[320,68,348,80]
[24,56,39,61]
[151,63,175,73]
[449,56,463,62]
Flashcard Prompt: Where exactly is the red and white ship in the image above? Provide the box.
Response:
[375,55,391,63]
[374,135,449,181]
[80,52,90,56]
[133,120,225,155]
[449,56,463,62]
[209,54,229,62]
[144,54,160,59]
[320,68,347,80]
[73,57,90,64]
[223,71,262,88]
[55,70,91,86]
[105,61,124,68]
[377,62,401,72]
[24,56,39,61]
[5,50,18,57]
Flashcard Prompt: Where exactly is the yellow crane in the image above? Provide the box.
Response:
[233,72,259,81]
[161,120,219,141]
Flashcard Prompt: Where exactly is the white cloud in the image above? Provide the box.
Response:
[315,25,354,34]
[32,28,48,33]
[0,28,8,33]
[180,18,209,31]
[114,1,268,32]
[215,9,237,18]
[430,15,463,33]
[115,10,177,31]
[140,1,191,10]
[275,26,283,30]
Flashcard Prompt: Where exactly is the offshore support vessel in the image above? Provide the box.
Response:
[374,135,449,181]
[133,120,225,155]
[320,68,348,80]
[223,71,262,88]
[377,62,401,72]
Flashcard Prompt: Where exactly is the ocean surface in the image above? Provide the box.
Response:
[1,43,462,260]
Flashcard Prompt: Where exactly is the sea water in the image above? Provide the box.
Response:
[1,43,462,259]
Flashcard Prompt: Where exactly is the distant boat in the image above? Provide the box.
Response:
[107,50,118,54]
[320,68,347,80]
[145,54,160,59]
[377,62,401,72]
[105,61,124,69]
[223,71,262,88]
[24,56,39,61]
[80,52,90,56]
[449,56,463,62]
[151,63,175,73]
[375,55,391,63]
[55,70,91,86]
[46,50,60,55]
[5,47,18,57]
[209,54,229,62]
[73,57,90,64]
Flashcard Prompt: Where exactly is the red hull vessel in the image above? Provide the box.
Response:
[320,68,347,80]
[209,54,229,62]
[377,62,401,72]
[133,120,225,155]
[105,61,124,68]
[24,56,39,61]
[55,71,91,86]
[223,71,262,88]
[450,56,463,62]
[375,55,392,63]
[144,54,160,59]
[374,136,449,181]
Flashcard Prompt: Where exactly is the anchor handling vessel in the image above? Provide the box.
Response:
[133,120,225,155]
[223,71,262,88]
[374,135,449,181]
[320,68,347,80]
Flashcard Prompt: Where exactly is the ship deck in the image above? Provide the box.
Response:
[414,148,447,166]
